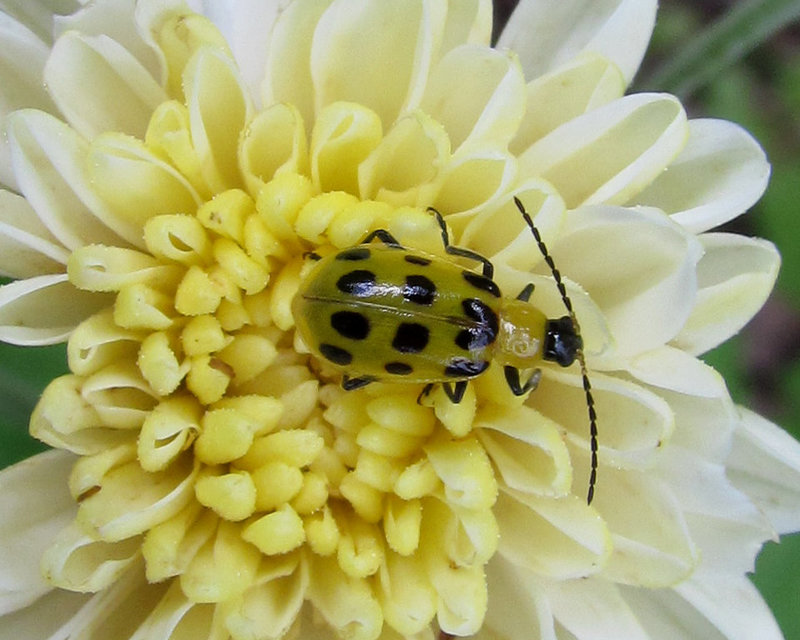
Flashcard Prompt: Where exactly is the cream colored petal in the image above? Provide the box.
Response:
[200,0,287,104]
[593,466,699,587]
[0,190,69,277]
[377,551,436,636]
[519,93,688,208]
[184,46,251,193]
[0,274,111,345]
[0,1,80,45]
[75,453,198,542]
[0,590,91,640]
[495,490,611,579]
[7,109,137,249]
[88,131,202,237]
[263,0,333,131]
[553,205,702,356]
[484,557,557,640]
[630,119,770,233]
[54,0,160,79]
[41,521,142,592]
[0,12,57,190]
[43,31,166,140]
[535,368,673,471]
[655,446,772,576]
[358,110,450,206]
[440,0,492,52]
[429,149,517,233]
[728,408,800,535]
[476,404,572,498]
[310,0,445,126]
[626,345,728,398]
[619,585,732,639]
[673,233,780,355]
[511,53,625,154]
[130,580,225,640]
[498,0,657,85]
[420,44,526,153]
[460,181,565,271]
[674,574,783,640]
[547,578,651,640]
[0,450,75,614]
[306,554,383,640]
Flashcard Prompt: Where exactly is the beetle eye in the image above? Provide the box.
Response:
[543,316,581,367]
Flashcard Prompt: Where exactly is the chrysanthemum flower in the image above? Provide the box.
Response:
[1,1,799,638]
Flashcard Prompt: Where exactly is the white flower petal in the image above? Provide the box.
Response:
[674,573,783,640]
[440,0,492,52]
[727,408,800,535]
[0,589,90,640]
[460,181,565,271]
[310,0,445,126]
[0,12,57,190]
[498,0,657,85]
[553,206,702,356]
[184,46,252,193]
[0,450,75,615]
[626,346,728,398]
[0,0,80,44]
[53,0,160,80]
[263,0,333,131]
[0,274,111,345]
[421,44,526,153]
[535,369,673,470]
[200,0,287,104]
[510,53,626,155]
[484,557,557,640]
[0,190,69,278]
[43,30,166,140]
[673,233,780,355]
[130,581,224,640]
[548,578,651,640]
[7,109,142,249]
[593,468,699,587]
[630,119,771,233]
[496,490,611,579]
[519,93,688,208]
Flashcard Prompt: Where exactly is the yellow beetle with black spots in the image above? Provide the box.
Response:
[292,198,599,503]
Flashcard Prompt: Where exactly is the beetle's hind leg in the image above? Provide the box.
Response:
[428,207,495,279]
[504,366,541,396]
[516,283,535,302]
[342,375,376,391]
[416,381,468,405]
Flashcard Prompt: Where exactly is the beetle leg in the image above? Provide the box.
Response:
[303,251,322,261]
[504,365,541,396]
[516,283,535,302]
[342,375,376,391]
[361,229,402,247]
[428,207,495,278]
[417,383,435,405]
[442,381,468,404]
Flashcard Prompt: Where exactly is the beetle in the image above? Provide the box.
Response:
[292,197,598,503]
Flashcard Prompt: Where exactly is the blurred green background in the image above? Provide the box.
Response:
[1,0,799,637]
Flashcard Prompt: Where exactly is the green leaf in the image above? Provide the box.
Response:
[639,0,800,98]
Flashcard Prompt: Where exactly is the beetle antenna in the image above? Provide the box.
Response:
[513,196,598,505]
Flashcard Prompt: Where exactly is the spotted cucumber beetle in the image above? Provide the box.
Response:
[292,198,598,503]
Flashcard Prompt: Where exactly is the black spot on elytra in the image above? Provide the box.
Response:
[330,311,370,340]
[404,254,431,266]
[337,270,377,297]
[319,343,353,366]
[462,298,499,342]
[403,274,436,306]
[462,271,501,298]
[444,358,490,378]
[385,361,413,375]
[336,247,371,261]
[392,323,429,353]
[455,326,495,352]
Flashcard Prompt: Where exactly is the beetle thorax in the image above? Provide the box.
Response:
[494,299,548,368]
